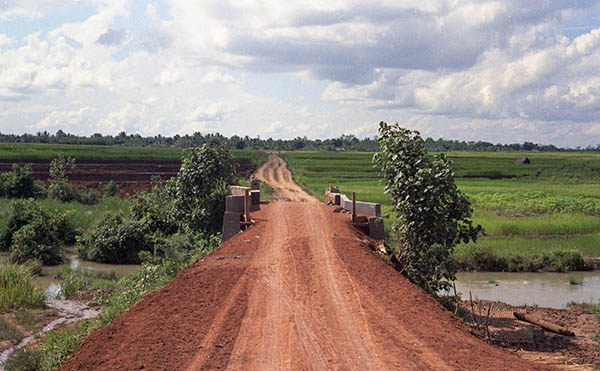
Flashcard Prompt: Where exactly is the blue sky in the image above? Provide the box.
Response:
[1,1,600,147]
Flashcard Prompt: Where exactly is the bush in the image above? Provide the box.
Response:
[104,180,119,198]
[0,263,46,311]
[76,215,152,264]
[47,180,80,203]
[373,122,482,292]
[79,187,100,205]
[10,220,64,265]
[0,200,75,264]
[0,164,37,199]
[33,180,47,199]
[130,180,178,235]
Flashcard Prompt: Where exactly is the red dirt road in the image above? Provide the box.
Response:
[61,202,553,370]
[255,154,318,202]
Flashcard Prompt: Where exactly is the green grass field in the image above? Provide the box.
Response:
[282,151,600,270]
[0,142,262,164]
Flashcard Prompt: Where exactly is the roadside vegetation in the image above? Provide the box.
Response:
[374,122,481,292]
[0,143,246,370]
[283,147,600,272]
[0,263,46,311]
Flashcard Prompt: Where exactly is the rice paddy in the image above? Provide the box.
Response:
[282,151,600,271]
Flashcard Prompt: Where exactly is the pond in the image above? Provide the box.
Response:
[0,250,139,298]
[38,250,140,298]
[454,271,600,309]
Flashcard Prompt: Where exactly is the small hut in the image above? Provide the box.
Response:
[515,157,530,164]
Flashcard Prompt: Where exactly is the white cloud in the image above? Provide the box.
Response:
[187,103,229,123]
[0,0,94,20]
[1,0,600,146]
[0,34,13,47]
[33,106,95,130]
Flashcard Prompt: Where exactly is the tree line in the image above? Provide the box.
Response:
[0,129,597,152]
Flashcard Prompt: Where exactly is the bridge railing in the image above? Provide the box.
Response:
[325,187,385,240]
[222,181,261,242]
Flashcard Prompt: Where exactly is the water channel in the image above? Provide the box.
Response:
[454,271,600,309]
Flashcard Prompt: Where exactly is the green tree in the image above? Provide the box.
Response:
[168,144,235,234]
[373,122,482,293]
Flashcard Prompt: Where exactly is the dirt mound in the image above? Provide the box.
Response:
[60,202,553,370]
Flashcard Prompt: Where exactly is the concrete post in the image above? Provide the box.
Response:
[352,192,356,222]
[244,188,250,229]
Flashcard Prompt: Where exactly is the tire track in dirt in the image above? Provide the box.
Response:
[254,154,318,202]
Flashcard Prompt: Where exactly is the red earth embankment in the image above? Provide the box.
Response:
[60,202,554,370]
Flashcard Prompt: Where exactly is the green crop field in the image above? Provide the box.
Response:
[282,151,600,271]
[0,142,262,164]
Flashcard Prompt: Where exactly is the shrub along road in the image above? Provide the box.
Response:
[60,157,554,370]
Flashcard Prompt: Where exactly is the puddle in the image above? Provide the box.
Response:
[454,271,600,309]
[0,300,101,368]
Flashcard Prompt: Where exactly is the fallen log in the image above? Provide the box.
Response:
[513,312,575,337]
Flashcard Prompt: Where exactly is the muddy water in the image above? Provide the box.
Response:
[39,250,140,298]
[0,250,139,298]
[454,271,600,309]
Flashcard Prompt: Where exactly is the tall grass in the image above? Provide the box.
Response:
[0,263,46,311]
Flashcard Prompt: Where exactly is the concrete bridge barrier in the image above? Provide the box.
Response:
[222,185,261,242]
[325,187,385,240]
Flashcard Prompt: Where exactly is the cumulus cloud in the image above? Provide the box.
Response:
[0,33,115,101]
[2,0,600,146]
[33,106,95,130]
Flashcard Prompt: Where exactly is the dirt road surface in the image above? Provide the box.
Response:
[254,154,318,202]
[61,204,554,370]
[60,156,554,370]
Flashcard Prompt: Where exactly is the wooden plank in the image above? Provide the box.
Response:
[513,312,575,336]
